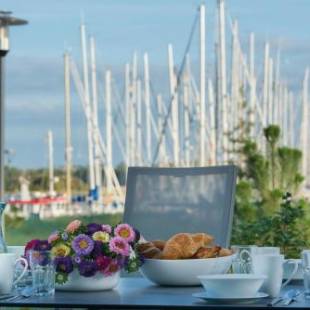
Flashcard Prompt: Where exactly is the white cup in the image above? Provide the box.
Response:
[0,253,28,294]
[253,247,280,255]
[7,246,25,258]
[252,254,298,297]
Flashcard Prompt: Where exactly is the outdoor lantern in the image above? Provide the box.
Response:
[0,11,28,200]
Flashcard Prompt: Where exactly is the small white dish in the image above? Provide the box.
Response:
[198,274,267,298]
[193,291,268,303]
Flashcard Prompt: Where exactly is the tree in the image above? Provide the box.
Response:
[232,125,309,257]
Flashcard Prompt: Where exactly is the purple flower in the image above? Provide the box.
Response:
[29,250,50,266]
[37,240,51,251]
[78,260,97,277]
[86,223,102,235]
[92,241,103,257]
[54,256,73,274]
[73,255,82,264]
[101,224,112,234]
[72,234,94,256]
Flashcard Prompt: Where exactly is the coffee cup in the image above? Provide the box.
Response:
[252,254,298,297]
[253,247,280,255]
[7,246,25,258]
[0,253,28,294]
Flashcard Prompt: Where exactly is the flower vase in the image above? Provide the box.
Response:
[0,202,7,253]
[56,270,120,291]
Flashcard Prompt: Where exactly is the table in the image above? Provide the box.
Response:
[0,278,309,309]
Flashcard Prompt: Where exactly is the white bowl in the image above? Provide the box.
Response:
[56,270,120,291]
[198,274,267,298]
[140,255,234,286]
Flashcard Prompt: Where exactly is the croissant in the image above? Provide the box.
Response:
[191,233,213,247]
[162,233,212,259]
[137,242,162,259]
[219,248,233,257]
[193,246,221,259]
[152,240,166,251]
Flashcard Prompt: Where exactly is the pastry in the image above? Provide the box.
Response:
[152,240,166,251]
[193,246,221,259]
[219,248,233,257]
[137,242,162,259]
[191,233,214,247]
[161,233,200,259]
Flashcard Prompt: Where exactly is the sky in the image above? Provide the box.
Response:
[1,0,310,168]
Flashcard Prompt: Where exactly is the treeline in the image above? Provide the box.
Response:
[4,163,127,194]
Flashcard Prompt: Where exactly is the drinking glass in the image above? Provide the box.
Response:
[231,245,257,274]
[29,250,55,296]
[302,250,310,299]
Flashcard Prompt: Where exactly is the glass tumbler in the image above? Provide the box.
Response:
[302,250,310,299]
[29,250,55,297]
[231,245,257,274]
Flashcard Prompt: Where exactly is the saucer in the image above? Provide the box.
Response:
[193,292,269,303]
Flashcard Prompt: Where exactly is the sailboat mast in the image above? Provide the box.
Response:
[64,52,72,205]
[105,70,113,193]
[217,0,228,163]
[199,4,206,166]
[47,130,54,197]
[144,53,152,165]
[90,36,102,202]
[80,23,96,196]
[168,44,180,166]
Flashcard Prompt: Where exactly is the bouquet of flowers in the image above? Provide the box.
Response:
[25,220,144,284]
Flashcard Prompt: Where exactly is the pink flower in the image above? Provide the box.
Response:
[48,232,60,244]
[109,237,130,256]
[101,224,112,234]
[65,220,82,233]
[114,224,135,242]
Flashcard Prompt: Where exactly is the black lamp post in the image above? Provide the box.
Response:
[0,11,27,200]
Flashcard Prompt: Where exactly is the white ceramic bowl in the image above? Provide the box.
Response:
[140,255,234,286]
[56,270,120,291]
[198,274,267,298]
